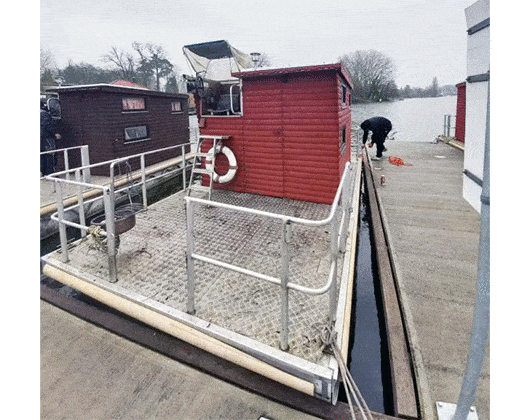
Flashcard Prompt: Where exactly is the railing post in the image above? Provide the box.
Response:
[329,209,340,322]
[280,219,292,351]
[55,180,69,263]
[63,149,70,181]
[140,154,147,210]
[80,145,91,184]
[75,169,86,238]
[185,198,196,315]
[181,145,187,190]
[102,187,118,283]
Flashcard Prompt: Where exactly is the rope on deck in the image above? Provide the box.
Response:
[321,325,373,420]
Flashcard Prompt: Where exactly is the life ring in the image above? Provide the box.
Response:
[205,145,237,183]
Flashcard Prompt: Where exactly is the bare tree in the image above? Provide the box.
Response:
[340,50,397,102]
[41,48,58,90]
[101,46,136,81]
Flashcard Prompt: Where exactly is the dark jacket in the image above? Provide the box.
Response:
[361,117,392,144]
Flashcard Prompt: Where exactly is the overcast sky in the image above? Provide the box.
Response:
[41,0,476,88]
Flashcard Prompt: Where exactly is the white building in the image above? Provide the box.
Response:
[463,0,490,212]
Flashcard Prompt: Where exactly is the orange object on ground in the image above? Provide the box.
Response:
[389,156,412,166]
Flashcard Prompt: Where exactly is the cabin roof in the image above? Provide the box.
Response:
[47,83,188,98]
[233,62,353,89]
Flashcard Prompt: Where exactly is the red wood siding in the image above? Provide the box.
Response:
[455,82,466,143]
[200,67,351,204]
[52,86,189,175]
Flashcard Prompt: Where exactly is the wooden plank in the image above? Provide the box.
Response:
[41,282,399,420]
[362,152,419,419]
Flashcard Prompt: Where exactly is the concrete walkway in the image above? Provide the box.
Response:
[41,300,321,420]
[368,141,489,419]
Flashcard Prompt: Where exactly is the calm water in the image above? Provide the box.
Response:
[343,188,393,414]
[351,96,457,143]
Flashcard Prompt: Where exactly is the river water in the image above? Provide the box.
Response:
[351,95,457,143]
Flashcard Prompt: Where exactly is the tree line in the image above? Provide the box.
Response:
[41,44,455,101]
[41,43,180,93]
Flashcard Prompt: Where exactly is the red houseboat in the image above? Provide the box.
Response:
[184,41,353,205]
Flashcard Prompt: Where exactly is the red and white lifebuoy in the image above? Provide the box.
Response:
[205,145,238,183]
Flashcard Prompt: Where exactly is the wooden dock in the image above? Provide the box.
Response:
[365,141,489,419]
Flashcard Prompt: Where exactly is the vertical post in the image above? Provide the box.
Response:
[80,145,91,184]
[181,145,187,190]
[185,198,196,315]
[140,154,147,210]
[55,180,69,263]
[64,149,70,181]
[452,81,490,420]
[280,219,292,351]
[329,208,340,322]
[102,187,118,283]
[75,169,86,238]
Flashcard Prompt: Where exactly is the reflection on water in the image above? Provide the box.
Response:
[346,189,393,414]
[351,96,457,143]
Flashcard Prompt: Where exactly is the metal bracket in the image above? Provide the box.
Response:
[436,401,479,420]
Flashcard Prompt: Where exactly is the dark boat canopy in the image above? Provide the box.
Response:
[184,40,235,60]
[183,40,253,81]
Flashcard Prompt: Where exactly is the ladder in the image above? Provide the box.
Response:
[187,135,227,200]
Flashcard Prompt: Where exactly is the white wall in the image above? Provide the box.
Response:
[463,0,490,212]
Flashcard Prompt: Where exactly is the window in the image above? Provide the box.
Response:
[341,85,347,106]
[171,101,182,113]
[124,125,149,142]
[340,126,347,154]
[122,97,146,111]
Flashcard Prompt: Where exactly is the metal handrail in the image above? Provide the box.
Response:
[185,162,355,350]
[40,144,91,183]
[45,142,197,283]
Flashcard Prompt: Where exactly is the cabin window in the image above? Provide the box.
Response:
[124,125,149,142]
[122,97,146,111]
[200,80,242,117]
[341,85,347,106]
[171,100,182,113]
[340,126,347,153]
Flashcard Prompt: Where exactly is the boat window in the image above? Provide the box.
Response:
[124,125,149,142]
[122,97,146,112]
[199,80,242,117]
[171,100,183,113]
[340,125,347,153]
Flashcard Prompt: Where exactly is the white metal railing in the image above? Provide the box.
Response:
[185,162,356,351]
[44,142,197,283]
[443,114,456,137]
[40,145,91,183]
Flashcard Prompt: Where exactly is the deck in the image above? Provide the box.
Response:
[41,158,362,405]
[369,141,489,419]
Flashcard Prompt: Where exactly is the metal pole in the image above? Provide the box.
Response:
[80,145,91,184]
[185,198,196,315]
[280,219,291,351]
[75,169,86,238]
[102,187,118,283]
[182,145,186,190]
[140,154,147,210]
[453,81,490,420]
[55,180,69,262]
[329,206,340,322]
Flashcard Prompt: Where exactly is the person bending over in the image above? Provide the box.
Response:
[361,116,392,161]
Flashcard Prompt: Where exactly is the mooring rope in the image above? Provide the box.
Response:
[321,325,374,420]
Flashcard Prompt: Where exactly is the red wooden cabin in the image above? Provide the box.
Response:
[196,63,353,205]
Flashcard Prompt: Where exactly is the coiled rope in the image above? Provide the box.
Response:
[321,325,373,420]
